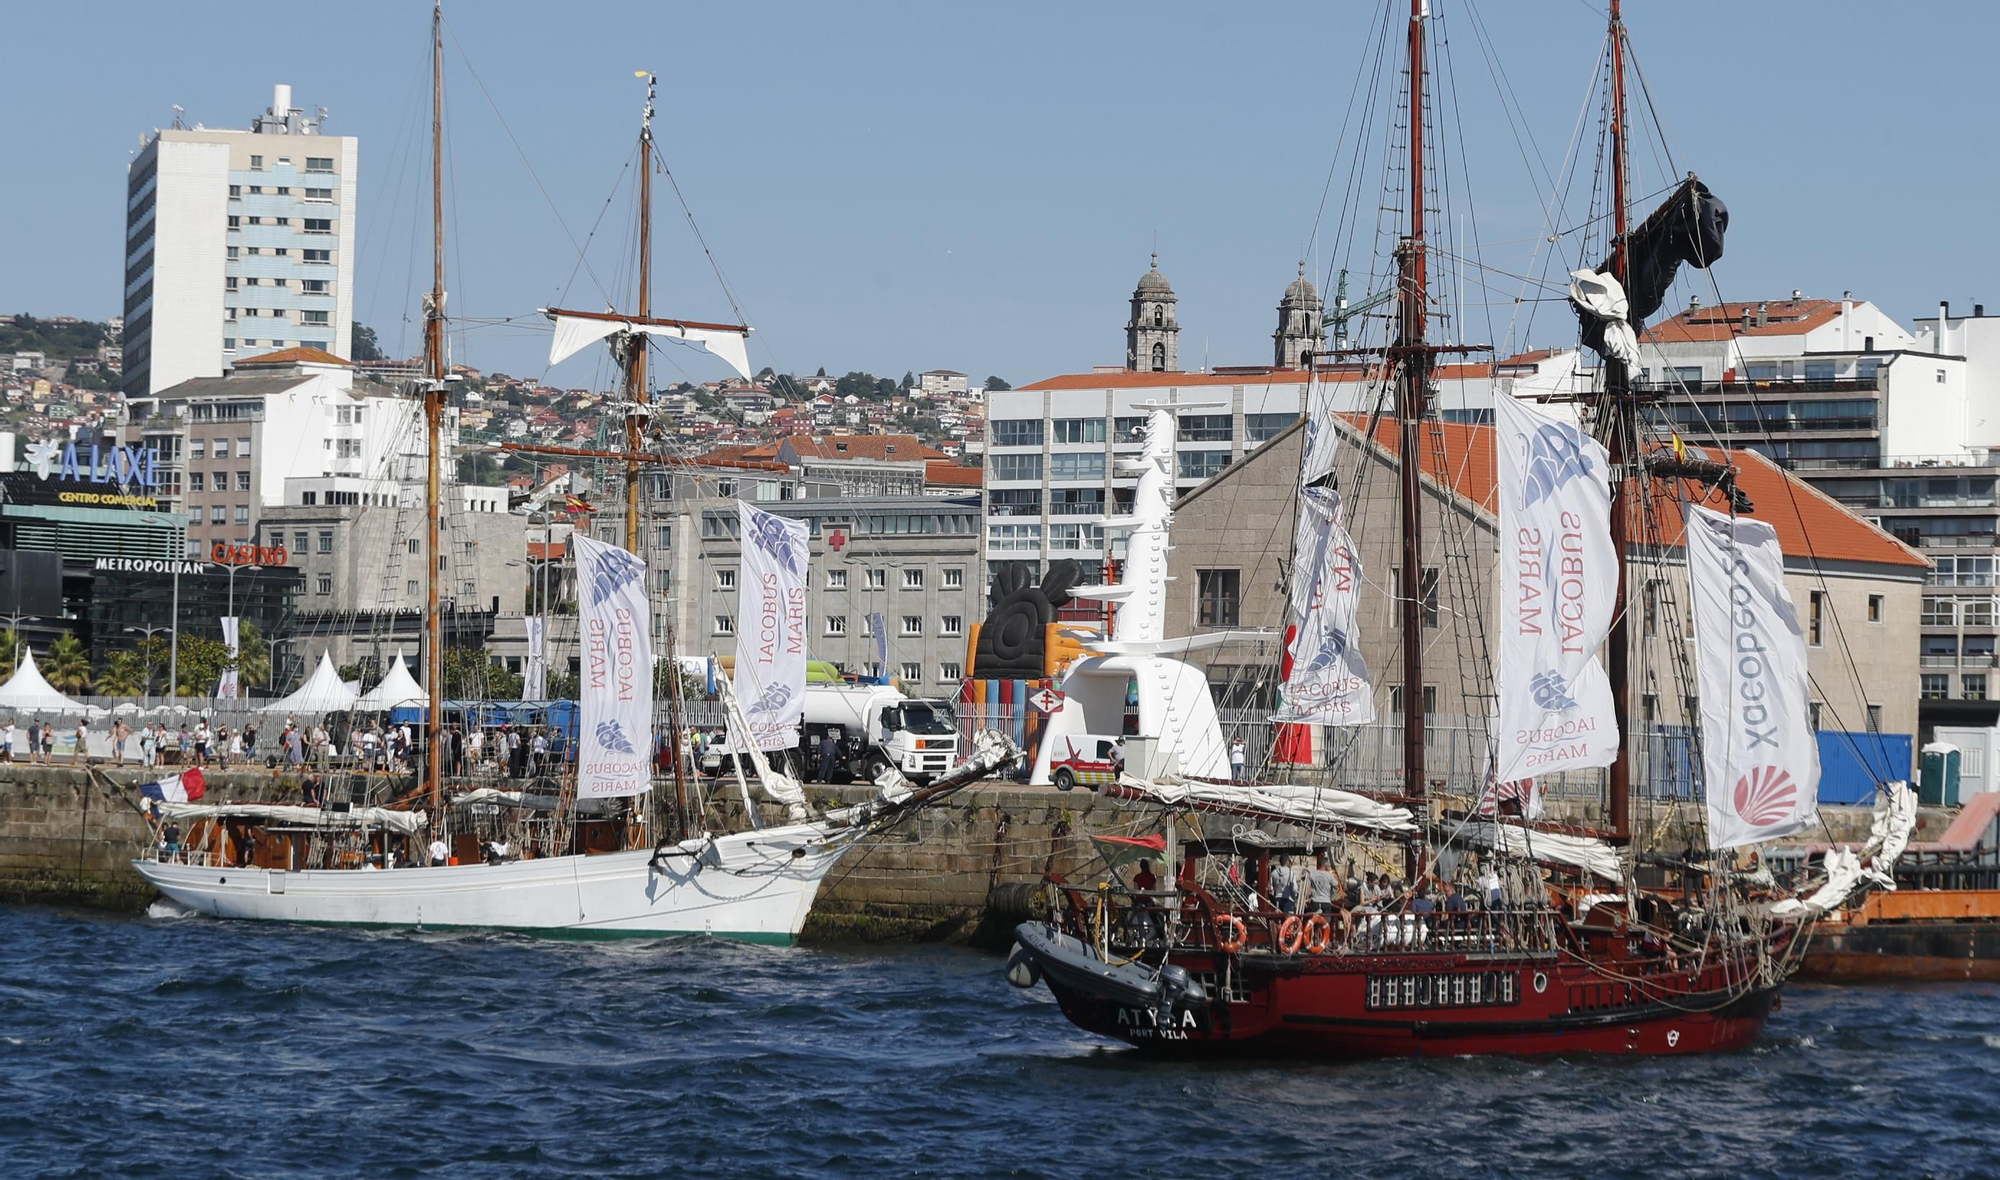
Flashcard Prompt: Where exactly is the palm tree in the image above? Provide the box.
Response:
[0,630,17,680]
[96,650,146,697]
[45,633,92,693]
[235,619,271,688]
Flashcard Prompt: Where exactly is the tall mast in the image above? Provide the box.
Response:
[1396,0,1430,802]
[423,1,447,819]
[626,72,654,555]
[1605,0,1633,842]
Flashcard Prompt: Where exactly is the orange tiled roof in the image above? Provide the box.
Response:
[924,460,982,487]
[1338,414,1925,569]
[780,434,946,462]
[1642,298,1843,344]
[232,345,351,368]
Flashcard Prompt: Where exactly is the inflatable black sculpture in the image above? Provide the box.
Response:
[972,560,1080,681]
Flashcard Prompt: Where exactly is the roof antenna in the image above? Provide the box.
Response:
[171,104,185,130]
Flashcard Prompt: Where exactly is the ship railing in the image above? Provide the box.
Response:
[1099,888,1562,959]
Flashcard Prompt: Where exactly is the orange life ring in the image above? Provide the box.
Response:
[1304,913,1334,954]
[1215,914,1248,954]
[1276,915,1306,954]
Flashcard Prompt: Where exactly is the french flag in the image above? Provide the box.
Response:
[140,768,206,803]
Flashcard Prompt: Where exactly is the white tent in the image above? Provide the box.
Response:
[353,651,427,712]
[0,648,88,714]
[259,650,360,715]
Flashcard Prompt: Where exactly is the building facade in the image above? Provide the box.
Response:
[123,84,358,397]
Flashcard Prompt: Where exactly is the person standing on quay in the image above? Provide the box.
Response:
[1229,736,1247,781]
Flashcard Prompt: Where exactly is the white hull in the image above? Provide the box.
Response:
[133,822,849,944]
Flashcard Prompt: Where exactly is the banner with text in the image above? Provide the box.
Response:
[1276,486,1375,725]
[1494,393,1620,782]
[218,616,241,700]
[573,534,653,798]
[524,615,547,700]
[730,502,809,751]
[1687,505,1820,848]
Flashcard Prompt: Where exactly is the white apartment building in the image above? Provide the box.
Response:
[123,84,358,397]
[918,369,970,398]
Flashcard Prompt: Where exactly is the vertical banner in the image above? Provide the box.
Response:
[217,616,241,700]
[1298,374,1341,488]
[869,611,888,680]
[1494,393,1621,782]
[1275,486,1374,724]
[524,615,547,700]
[1687,505,1820,848]
[572,534,653,798]
[730,502,808,751]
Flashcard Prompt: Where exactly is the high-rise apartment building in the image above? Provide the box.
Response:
[123,84,358,397]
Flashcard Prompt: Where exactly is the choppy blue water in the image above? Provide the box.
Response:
[2,905,1994,1179]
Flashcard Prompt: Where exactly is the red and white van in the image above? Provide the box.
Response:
[1047,735,1123,791]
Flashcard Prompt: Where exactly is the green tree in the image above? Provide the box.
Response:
[235,619,270,688]
[97,650,147,697]
[351,322,385,362]
[45,633,91,693]
[0,630,18,680]
[457,451,502,485]
[545,669,580,700]
[441,648,521,699]
[169,634,232,697]
[984,375,1011,391]
[900,370,915,390]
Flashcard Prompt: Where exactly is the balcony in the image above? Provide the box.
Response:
[1921,654,1999,668]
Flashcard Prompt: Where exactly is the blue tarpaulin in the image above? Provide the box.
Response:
[387,700,579,741]
[1816,730,1912,805]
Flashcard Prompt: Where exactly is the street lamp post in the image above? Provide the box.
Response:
[123,624,173,702]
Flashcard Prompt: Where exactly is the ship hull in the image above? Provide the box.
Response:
[1017,925,1778,1057]
[1797,919,2000,982]
[133,823,846,944]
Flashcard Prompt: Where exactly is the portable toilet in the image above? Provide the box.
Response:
[1921,742,1962,807]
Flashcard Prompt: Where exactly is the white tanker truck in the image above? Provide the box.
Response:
[706,683,961,783]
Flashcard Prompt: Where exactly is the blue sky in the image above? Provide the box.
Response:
[2,1,1993,388]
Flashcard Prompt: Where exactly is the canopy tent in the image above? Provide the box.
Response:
[0,648,89,714]
[259,651,360,715]
[353,652,426,712]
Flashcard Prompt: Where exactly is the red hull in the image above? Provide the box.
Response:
[1039,948,1779,1058]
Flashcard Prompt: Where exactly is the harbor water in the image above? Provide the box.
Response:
[3,904,1994,1178]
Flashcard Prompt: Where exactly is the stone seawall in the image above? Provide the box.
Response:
[0,764,1948,946]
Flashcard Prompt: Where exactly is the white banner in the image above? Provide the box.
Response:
[573,534,653,798]
[1276,486,1374,725]
[1687,505,1820,849]
[1494,393,1620,782]
[730,502,808,751]
[1299,374,1341,487]
[218,616,240,700]
[524,615,547,700]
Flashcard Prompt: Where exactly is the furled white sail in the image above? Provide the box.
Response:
[1686,504,1820,848]
[1567,269,1641,367]
[1298,373,1342,487]
[1113,775,1417,835]
[546,311,753,380]
[1470,821,1623,883]
[1494,392,1620,782]
[1275,486,1375,725]
[156,802,428,836]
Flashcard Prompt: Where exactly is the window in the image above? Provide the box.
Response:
[304,249,331,263]
[866,568,887,590]
[305,187,332,200]
[239,437,252,457]
[294,531,308,552]
[860,615,876,637]
[407,580,421,597]
[992,419,1044,447]
[190,440,206,461]
[250,154,263,170]
[901,615,923,636]
[306,157,334,172]
[1178,414,1233,442]
[1923,597,1958,626]
[303,218,332,233]
[1049,487,1104,516]
[942,568,964,589]
[236,472,251,491]
[1397,567,1441,627]
[246,216,262,226]
[274,217,290,227]
[1808,701,1823,730]
[234,505,249,524]
[825,615,847,636]
[1246,413,1297,442]
[1922,674,1950,700]
[1809,591,1824,646]
[656,524,672,548]
[987,524,1042,552]
[189,472,204,493]
[1868,594,1884,623]
[940,662,963,682]
[214,438,230,458]
[716,569,736,591]
[1048,524,1101,551]
[187,504,202,523]
[900,662,923,683]
[302,310,329,326]
[209,506,226,524]
[1177,450,1232,481]
[826,569,848,590]
[902,568,925,590]
[223,338,236,351]
[1050,452,1106,481]
[335,439,361,459]
[302,279,328,294]
[316,573,332,595]
[1198,569,1241,627]
[989,454,1042,482]
[988,488,1041,516]
[227,215,240,229]
[1052,418,1107,444]
[714,615,735,635]
[318,530,333,554]
[941,615,963,636]
[1967,599,1998,628]
[1114,415,1147,441]
[1151,342,1166,369]
[1965,677,1988,702]
[229,184,241,197]
[224,277,239,292]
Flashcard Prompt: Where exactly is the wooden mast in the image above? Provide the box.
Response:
[1396,0,1430,803]
[1605,0,1634,842]
[423,1,447,821]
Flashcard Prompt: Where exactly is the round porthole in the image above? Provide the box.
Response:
[219,877,227,885]
[1532,971,1547,994]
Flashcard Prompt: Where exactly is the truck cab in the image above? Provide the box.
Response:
[712,684,961,784]
[1047,734,1123,792]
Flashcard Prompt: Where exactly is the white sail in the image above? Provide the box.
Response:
[1275,486,1375,725]
[546,311,753,381]
[1493,392,1621,782]
[1299,372,1342,487]
[573,534,654,799]
[1686,504,1820,848]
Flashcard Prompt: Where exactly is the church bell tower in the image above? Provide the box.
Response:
[1125,254,1179,372]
